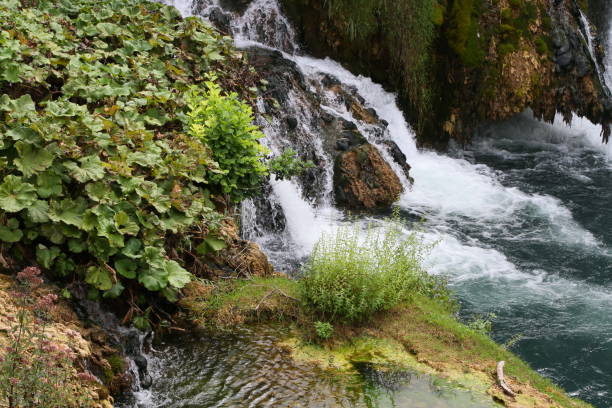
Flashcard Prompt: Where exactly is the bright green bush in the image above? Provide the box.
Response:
[186,80,269,202]
[314,321,334,339]
[299,216,449,323]
[0,0,266,301]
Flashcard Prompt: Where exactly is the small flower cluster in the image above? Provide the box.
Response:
[0,267,94,407]
[16,266,43,288]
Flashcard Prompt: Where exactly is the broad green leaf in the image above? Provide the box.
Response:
[27,200,50,223]
[0,175,37,212]
[132,315,150,330]
[0,94,35,119]
[0,226,22,243]
[114,211,139,235]
[103,281,125,298]
[204,236,227,251]
[85,266,113,291]
[49,198,87,228]
[161,286,178,302]
[36,244,61,269]
[85,182,115,203]
[2,63,21,83]
[68,238,87,253]
[114,258,137,279]
[138,266,167,291]
[64,155,105,182]
[55,255,76,276]
[196,236,227,255]
[165,260,191,289]
[36,173,63,198]
[6,127,39,142]
[122,238,143,259]
[14,141,54,177]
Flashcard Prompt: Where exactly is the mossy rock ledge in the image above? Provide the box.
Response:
[279,0,612,147]
[180,276,593,408]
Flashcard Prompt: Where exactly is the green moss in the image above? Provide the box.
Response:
[107,354,127,375]
[432,4,446,26]
[180,277,300,328]
[446,0,474,57]
[500,7,512,22]
[535,36,549,55]
[445,0,487,67]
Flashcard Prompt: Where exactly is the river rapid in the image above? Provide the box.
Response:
[134,0,612,406]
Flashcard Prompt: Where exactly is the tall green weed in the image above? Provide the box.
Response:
[300,215,450,322]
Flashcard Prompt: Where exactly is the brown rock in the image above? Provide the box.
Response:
[333,143,403,210]
[198,219,275,279]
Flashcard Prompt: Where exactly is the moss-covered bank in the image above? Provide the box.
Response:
[280,0,612,147]
[178,276,592,408]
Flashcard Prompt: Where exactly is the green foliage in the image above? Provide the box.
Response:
[535,36,549,55]
[267,148,314,181]
[322,0,437,125]
[496,0,540,58]
[299,215,450,323]
[467,313,497,336]
[0,0,253,300]
[314,321,334,339]
[186,80,268,201]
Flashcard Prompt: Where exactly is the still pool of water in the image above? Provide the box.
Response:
[127,327,497,408]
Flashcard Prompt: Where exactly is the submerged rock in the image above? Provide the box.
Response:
[334,143,403,210]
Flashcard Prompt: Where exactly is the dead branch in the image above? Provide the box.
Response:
[497,361,516,397]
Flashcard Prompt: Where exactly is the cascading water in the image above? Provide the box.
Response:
[135,0,612,406]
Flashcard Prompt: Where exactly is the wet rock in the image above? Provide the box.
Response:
[555,50,573,68]
[208,7,232,33]
[286,116,298,129]
[321,74,341,87]
[124,330,141,356]
[381,140,412,182]
[134,355,148,371]
[321,111,335,123]
[140,373,153,389]
[335,138,351,151]
[219,0,252,14]
[245,46,306,106]
[333,143,403,210]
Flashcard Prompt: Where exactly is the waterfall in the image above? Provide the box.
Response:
[578,10,608,96]
[131,0,612,406]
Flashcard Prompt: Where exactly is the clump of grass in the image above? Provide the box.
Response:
[299,215,450,323]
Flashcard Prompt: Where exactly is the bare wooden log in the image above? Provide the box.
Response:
[497,360,516,397]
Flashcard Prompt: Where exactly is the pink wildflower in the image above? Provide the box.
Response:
[77,372,97,383]
[16,266,43,287]
[36,293,58,308]
[9,378,18,385]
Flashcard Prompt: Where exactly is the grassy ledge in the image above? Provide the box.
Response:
[180,219,592,408]
[180,277,591,408]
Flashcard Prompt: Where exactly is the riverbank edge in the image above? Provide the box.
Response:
[177,275,593,408]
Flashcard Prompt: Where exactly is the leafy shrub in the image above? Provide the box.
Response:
[467,313,497,336]
[0,267,94,408]
[0,0,264,300]
[266,148,315,181]
[314,321,334,339]
[299,216,448,323]
[186,80,269,202]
